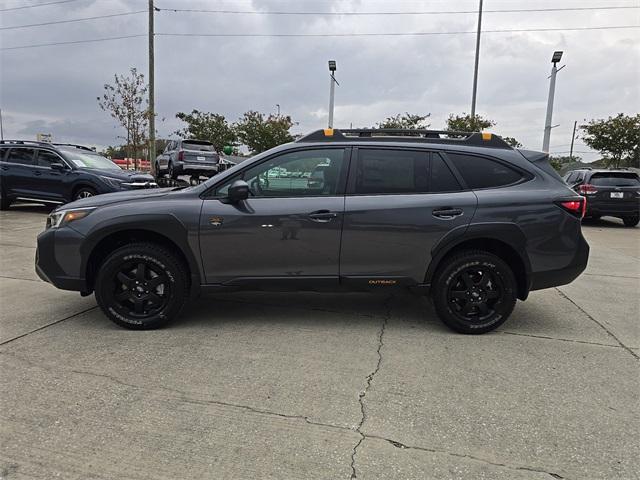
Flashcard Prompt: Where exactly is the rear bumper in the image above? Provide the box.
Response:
[586,198,639,217]
[529,232,590,291]
[175,162,219,176]
[35,226,88,292]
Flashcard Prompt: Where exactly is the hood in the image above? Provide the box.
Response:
[59,187,178,210]
[80,168,156,182]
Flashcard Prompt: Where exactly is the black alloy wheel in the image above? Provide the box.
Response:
[95,243,188,329]
[432,250,517,334]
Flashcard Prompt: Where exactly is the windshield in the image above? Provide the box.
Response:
[183,141,215,152]
[591,173,640,187]
[61,149,121,170]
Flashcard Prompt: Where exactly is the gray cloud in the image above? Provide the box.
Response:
[1,0,638,160]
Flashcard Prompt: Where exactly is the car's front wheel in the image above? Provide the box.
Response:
[623,215,639,227]
[74,187,96,200]
[95,243,188,329]
[432,250,517,334]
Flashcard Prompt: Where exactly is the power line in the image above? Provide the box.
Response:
[0,0,84,12]
[0,11,146,30]
[155,25,639,37]
[156,5,640,16]
[2,25,637,51]
[0,34,146,51]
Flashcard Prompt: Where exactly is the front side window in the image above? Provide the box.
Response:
[447,153,524,189]
[7,148,35,166]
[37,150,64,168]
[216,148,346,197]
[355,149,429,194]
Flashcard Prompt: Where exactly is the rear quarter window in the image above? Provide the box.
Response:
[447,153,525,189]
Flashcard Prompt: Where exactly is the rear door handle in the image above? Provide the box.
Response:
[432,207,463,219]
[1,166,9,171]
[308,210,338,222]
[33,171,42,176]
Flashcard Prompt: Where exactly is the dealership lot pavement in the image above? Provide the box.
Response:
[1,205,638,480]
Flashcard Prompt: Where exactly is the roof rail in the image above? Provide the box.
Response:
[0,139,54,147]
[296,128,512,149]
[52,143,95,151]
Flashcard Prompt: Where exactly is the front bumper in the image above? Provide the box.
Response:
[529,232,590,291]
[35,226,88,292]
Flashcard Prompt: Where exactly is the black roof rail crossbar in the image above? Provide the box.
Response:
[0,139,54,147]
[52,143,95,151]
[296,128,512,149]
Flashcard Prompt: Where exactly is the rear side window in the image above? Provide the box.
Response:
[355,149,429,194]
[447,153,524,189]
[590,173,640,187]
[431,154,461,192]
[6,148,35,166]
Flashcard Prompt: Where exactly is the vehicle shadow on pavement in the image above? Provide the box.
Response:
[582,216,633,228]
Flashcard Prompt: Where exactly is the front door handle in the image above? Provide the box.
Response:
[33,171,42,176]
[432,207,463,219]
[1,166,9,171]
[308,210,338,222]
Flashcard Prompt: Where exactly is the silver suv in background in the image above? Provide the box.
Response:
[155,139,220,179]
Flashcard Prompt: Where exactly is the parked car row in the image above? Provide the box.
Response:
[562,168,640,227]
[0,140,156,209]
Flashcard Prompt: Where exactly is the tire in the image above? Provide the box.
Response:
[431,250,517,334]
[155,162,162,177]
[168,162,178,180]
[623,215,639,227]
[0,183,10,210]
[74,187,96,201]
[94,242,188,330]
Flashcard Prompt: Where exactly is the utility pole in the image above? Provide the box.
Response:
[0,109,4,141]
[569,120,577,160]
[542,51,564,153]
[328,60,338,128]
[148,0,156,174]
[276,104,280,117]
[470,0,483,119]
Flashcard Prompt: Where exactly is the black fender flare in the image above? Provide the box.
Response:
[424,222,532,297]
[79,213,202,293]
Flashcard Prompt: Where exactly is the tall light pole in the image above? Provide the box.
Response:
[470,0,483,119]
[569,120,577,160]
[542,50,564,153]
[148,0,156,174]
[327,60,338,128]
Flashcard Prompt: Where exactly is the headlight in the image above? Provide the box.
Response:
[46,207,95,229]
[100,176,124,189]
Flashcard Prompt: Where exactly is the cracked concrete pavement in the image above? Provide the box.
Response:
[0,205,638,479]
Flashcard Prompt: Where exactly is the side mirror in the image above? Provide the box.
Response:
[50,162,66,171]
[228,179,250,202]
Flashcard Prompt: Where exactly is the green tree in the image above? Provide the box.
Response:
[446,113,522,147]
[377,112,430,129]
[235,111,294,154]
[175,110,237,153]
[580,114,640,168]
[97,68,149,167]
[446,113,495,132]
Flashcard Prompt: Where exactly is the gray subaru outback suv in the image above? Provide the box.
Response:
[35,129,589,334]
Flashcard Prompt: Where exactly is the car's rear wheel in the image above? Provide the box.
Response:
[74,187,96,200]
[168,162,178,180]
[623,215,639,227]
[95,243,188,330]
[432,250,517,334]
[0,183,11,210]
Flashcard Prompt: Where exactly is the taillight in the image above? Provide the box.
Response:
[578,184,597,195]
[178,151,184,161]
[557,197,586,219]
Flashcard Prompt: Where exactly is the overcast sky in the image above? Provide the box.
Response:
[1,0,638,160]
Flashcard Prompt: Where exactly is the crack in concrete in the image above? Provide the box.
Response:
[556,288,639,360]
[349,295,391,479]
[373,436,566,479]
[0,306,98,346]
[499,330,621,349]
